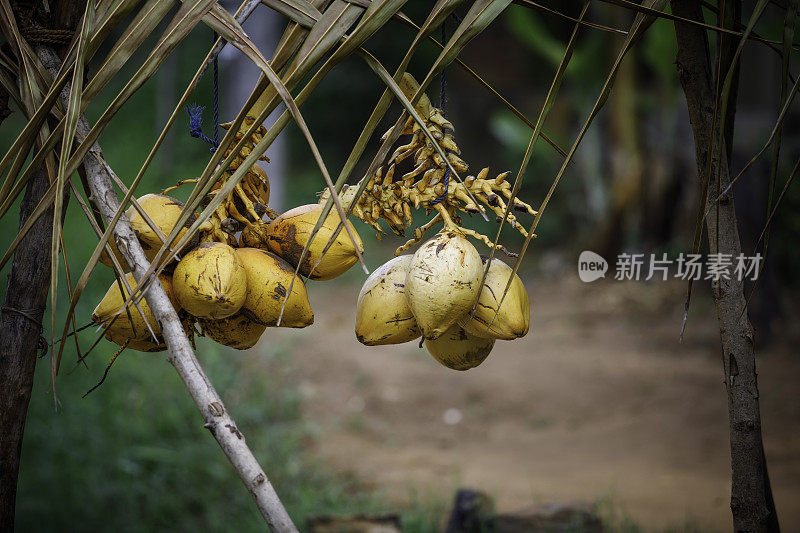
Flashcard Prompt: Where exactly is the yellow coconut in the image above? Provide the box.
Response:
[235,247,314,327]
[129,194,197,258]
[104,316,195,353]
[92,272,180,343]
[127,339,167,352]
[173,242,247,319]
[107,336,167,353]
[355,255,420,345]
[459,258,530,340]
[99,194,199,268]
[405,230,483,340]
[198,311,266,350]
[265,203,363,280]
[424,324,495,371]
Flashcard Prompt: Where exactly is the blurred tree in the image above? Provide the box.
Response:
[672,1,779,530]
[595,5,644,258]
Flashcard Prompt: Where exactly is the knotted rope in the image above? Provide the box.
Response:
[188,32,222,151]
[12,0,73,45]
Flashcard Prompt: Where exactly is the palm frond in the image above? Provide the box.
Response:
[497,0,668,309]
[476,1,589,326]
[50,0,95,387]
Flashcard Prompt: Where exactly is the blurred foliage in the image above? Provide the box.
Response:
[15,336,446,532]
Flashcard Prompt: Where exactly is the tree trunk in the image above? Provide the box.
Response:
[0,167,54,532]
[0,2,81,527]
[671,1,779,531]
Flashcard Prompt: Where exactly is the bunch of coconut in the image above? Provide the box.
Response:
[354,230,530,370]
[92,196,363,352]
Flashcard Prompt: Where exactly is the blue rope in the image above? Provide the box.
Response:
[212,31,220,146]
[430,13,463,207]
[187,104,218,149]
[428,149,454,207]
[187,31,221,152]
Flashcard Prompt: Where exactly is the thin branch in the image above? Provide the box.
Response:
[513,0,629,34]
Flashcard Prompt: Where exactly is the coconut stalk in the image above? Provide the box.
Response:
[670,1,779,531]
[37,46,298,533]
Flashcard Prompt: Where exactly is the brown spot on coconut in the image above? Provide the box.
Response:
[265,204,363,280]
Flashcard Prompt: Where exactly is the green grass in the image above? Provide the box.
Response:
[15,336,444,532]
[595,494,707,533]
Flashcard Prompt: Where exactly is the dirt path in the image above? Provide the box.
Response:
[267,275,800,531]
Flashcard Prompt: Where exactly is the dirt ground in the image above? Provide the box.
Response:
[266,273,800,531]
